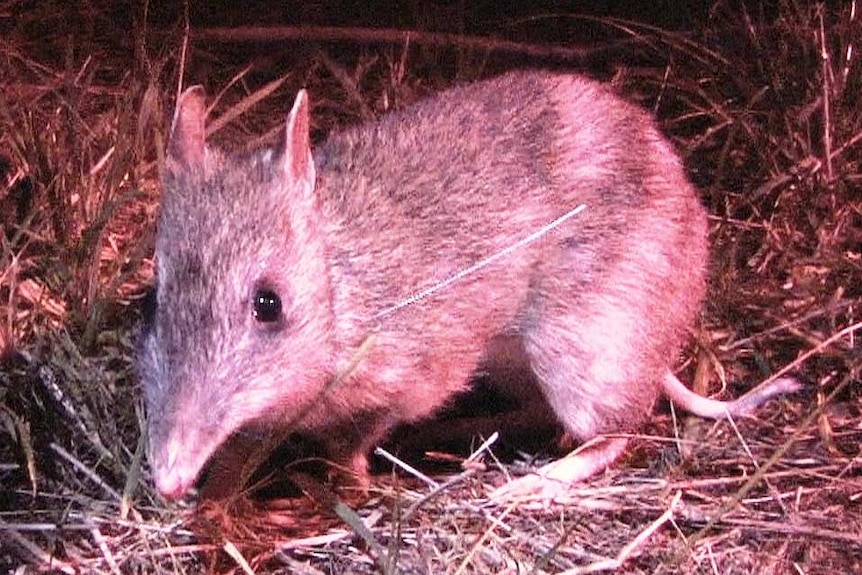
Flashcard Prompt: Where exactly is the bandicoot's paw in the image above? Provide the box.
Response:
[489,437,629,502]
[322,451,372,498]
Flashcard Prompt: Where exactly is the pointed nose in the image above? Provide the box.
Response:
[151,432,197,499]
[154,469,193,500]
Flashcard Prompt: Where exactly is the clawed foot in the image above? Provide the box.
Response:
[489,437,629,502]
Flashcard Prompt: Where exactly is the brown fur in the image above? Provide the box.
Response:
[140,71,717,498]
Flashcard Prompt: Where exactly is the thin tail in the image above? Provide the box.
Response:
[662,370,802,419]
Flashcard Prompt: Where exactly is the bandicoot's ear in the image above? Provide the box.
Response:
[281,89,316,192]
[168,86,207,169]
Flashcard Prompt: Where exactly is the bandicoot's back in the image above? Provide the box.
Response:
[140,71,712,499]
[310,71,708,437]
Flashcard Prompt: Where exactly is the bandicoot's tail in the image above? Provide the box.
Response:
[662,371,802,418]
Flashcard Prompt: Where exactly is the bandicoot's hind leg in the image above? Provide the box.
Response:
[488,287,664,502]
[490,368,802,502]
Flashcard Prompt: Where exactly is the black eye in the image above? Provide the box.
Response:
[253,289,282,323]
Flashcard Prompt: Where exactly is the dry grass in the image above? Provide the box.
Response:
[1,0,860,573]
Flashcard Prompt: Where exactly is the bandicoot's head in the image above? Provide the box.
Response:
[138,88,334,498]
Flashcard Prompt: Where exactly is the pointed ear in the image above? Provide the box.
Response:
[281,89,316,193]
[168,86,207,169]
